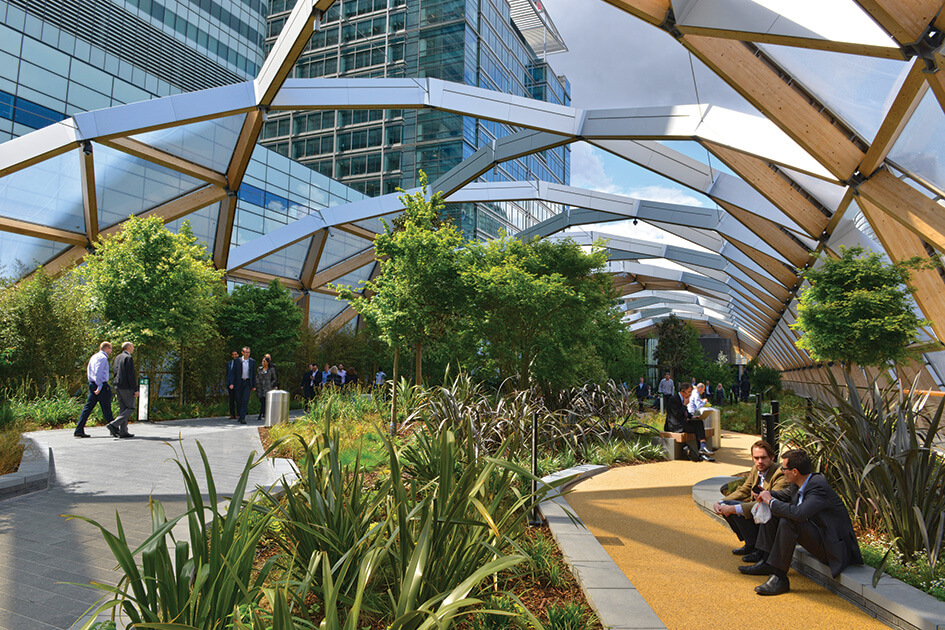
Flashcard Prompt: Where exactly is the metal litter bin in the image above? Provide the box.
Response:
[265,390,289,427]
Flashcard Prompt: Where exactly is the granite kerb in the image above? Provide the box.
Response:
[0,436,51,501]
[538,465,668,630]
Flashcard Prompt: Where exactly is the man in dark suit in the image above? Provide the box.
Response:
[664,383,714,462]
[301,364,316,409]
[107,341,138,438]
[634,377,650,412]
[225,350,239,419]
[230,346,256,424]
[713,440,788,561]
[740,448,862,595]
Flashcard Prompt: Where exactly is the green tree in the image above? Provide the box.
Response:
[80,216,224,399]
[0,267,92,391]
[336,172,469,389]
[218,279,303,364]
[466,234,613,390]
[792,246,933,369]
[653,314,703,379]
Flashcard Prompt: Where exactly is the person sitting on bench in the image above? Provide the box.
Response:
[739,448,862,595]
[664,383,714,462]
[713,440,788,562]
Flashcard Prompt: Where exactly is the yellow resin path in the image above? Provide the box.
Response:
[566,432,889,630]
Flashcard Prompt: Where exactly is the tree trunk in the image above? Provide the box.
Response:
[415,342,422,387]
[390,346,399,435]
[179,342,184,405]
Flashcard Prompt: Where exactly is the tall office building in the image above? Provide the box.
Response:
[260,0,571,239]
[0,0,268,141]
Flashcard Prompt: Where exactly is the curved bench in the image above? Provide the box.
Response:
[693,475,945,630]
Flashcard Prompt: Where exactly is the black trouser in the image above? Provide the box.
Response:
[236,379,252,423]
[228,385,238,416]
[756,515,829,572]
[76,382,114,434]
[721,500,759,548]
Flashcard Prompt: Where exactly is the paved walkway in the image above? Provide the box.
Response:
[0,416,280,630]
[566,432,891,630]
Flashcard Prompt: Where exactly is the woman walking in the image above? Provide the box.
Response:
[256,355,278,421]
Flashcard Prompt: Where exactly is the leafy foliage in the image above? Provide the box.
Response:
[219,278,303,361]
[793,246,934,367]
[785,372,945,563]
[653,314,703,379]
[0,267,92,391]
[337,172,469,385]
[466,235,618,391]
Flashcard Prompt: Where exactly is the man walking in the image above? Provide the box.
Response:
[231,346,256,424]
[657,372,675,410]
[225,350,239,419]
[107,341,137,438]
[75,342,114,438]
[634,377,650,412]
[301,364,316,408]
[740,449,862,595]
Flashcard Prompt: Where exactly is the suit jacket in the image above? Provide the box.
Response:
[112,351,136,391]
[234,358,257,389]
[301,370,315,393]
[226,359,240,388]
[257,365,277,399]
[770,473,862,577]
[635,383,650,399]
[663,392,692,433]
[725,465,788,519]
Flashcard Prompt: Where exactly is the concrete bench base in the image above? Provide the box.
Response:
[657,428,716,460]
[693,475,945,630]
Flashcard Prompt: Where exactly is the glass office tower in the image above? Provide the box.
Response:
[260,0,571,239]
[0,0,267,142]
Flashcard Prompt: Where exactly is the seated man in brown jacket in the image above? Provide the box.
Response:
[713,440,787,563]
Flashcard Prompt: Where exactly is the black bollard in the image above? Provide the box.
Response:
[769,400,780,454]
[755,394,763,435]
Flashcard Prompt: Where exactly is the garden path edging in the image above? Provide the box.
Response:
[0,437,51,501]
[692,475,945,630]
[539,465,667,630]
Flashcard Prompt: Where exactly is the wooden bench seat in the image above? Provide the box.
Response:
[658,428,716,460]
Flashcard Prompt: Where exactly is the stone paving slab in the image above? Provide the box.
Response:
[0,415,279,630]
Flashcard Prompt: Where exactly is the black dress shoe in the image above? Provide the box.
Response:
[742,549,765,563]
[699,453,715,462]
[731,545,753,556]
[699,444,715,454]
[755,574,790,595]
[739,560,776,576]
[118,433,134,438]
[106,424,120,437]
[73,432,91,438]
[238,419,246,424]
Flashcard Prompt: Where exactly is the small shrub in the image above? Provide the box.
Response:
[469,594,522,630]
[545,602,594,630]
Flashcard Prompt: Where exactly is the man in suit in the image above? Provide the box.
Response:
[225,350,239,419]
[75,341,114,438]
[301,364,316,408]
[664,383,714,462]
[740,448,862,595]
[713,440,788,562]
[634,377,650,412]
[107,341,137,438]
[230,346,256,424]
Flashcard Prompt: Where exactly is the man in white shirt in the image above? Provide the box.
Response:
[687,382,708,416]
[75,341,114,438]
[657,372,675,408]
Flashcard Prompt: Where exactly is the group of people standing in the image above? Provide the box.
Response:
[300,363,366,406]
[74,341,139,439]
[225,348,278,424]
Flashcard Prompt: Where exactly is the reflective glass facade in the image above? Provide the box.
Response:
[0,0,266,143]
[260,0,571,239]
